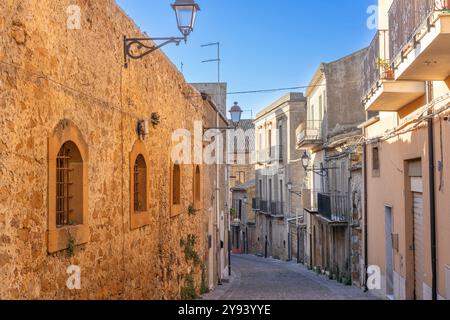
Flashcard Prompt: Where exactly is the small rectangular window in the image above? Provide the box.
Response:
[372,146,380,177]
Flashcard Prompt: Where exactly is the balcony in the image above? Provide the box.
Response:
[390,0,450,81]
[317,192,350,223]
[259,200,268,213]
[296,121,323,149]
[270,201,285,218]
[362,30,426,112]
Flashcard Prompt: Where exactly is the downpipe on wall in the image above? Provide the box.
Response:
[426,81,437,301]
[362,127,369,292]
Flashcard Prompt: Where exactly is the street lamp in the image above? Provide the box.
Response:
[229,102,243,127]
[204,102,243,132]
[172,0,200,39]
[124,0,200,68]
[301,151,334,177]
[301,151,310,171]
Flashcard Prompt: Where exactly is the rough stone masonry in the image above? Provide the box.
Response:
[0,0,216,299]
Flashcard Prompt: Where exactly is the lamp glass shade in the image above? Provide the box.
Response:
[301,152,310,170]
[172,0,200,38]
[229,102,243,126]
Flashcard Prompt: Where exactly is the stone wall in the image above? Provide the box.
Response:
[0,0,218,299]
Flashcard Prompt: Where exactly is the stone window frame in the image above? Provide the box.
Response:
[170,161,183,217]
[193,165,202,210]
[48,119,89,254]
[129,140,151,230]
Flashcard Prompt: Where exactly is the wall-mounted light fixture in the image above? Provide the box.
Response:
[124,0,200,68]
[301,151,335,177]
[203,102,244,132]
[287,182,302,197]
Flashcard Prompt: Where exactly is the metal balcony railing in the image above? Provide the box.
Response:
[260,200,268,213]
[296,121,323,146]
[269,201,285,216]
[361,30,393,102]
[389,0,450,64]
[317,192,350,222]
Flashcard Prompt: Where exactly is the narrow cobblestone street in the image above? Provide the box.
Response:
[202,255,379,300]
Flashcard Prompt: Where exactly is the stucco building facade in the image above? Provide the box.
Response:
[253,93,307,261]
[297,49,367,284]
[361,0,450,300]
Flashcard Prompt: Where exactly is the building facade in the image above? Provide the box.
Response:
[0,0,229,299]
[253,93,307,261]
[297,49,367,284]
[361,0,450,300]
[230,180,256,254]
[228,119,256,188]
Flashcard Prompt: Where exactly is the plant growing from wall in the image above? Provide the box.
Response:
[150,112,160,128]
[67,233,76,258]
[200,264,209,295]
[180,272,197,300]
[180,234,201,266]
[188,204,199,216]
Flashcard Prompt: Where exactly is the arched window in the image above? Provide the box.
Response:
[194,165,201,204]
[171,162,183,217]
[133,154,147,212]
[130,140,151,230]
[56,141,83,227]
[48,119,89,254]
[173,164,181,205]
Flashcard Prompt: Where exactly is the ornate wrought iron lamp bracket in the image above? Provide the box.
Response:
[124,36,186,68]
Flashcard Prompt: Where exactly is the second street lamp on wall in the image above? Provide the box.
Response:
[301,151,336,177]
[301,151,310,171]
[203,102,243,133]
[229,102,243,127]
[124,0,200,68]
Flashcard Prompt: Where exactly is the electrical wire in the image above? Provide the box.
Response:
[0,60,204,123]
[2,59,450,154]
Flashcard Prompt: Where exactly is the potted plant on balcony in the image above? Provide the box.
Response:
[230,208,238,222]
[375,58,394,80]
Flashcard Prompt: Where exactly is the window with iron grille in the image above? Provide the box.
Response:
[56,141,83,227]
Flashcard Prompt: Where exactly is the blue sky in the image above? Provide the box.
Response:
[116,0,377,118]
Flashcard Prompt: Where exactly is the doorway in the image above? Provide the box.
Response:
[384,206,394,299]
[412,191,424,300]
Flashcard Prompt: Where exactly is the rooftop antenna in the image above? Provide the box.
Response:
[201,42,223,114]
[201,42,220,83]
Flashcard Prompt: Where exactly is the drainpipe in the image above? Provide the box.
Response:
[348,153,353,284]
[426,81,437,300]
[363,128,369,292]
